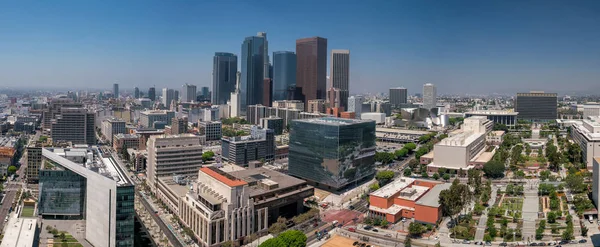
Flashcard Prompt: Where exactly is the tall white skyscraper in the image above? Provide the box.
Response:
[331,50,350,109]
[181,83,197,103]
[162,88,176,109]
[423,83,437,110]
[348,95,364,118]
[230,72,242,117]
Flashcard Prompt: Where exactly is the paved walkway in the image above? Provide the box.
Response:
[522,181,540,242]
[475,185,499,241]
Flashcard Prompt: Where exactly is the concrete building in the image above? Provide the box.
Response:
[330,50,350,109]
[221,127,274,166]
[1,218,38,247]
[326,87,342,110]
[198,121,222,141]
[592,157,600,210]
[272,100,304,111]
[260,117,284,135]
[139,110,175,128]
[515,91,557,121]
[50,107,96,145]
[133,128,165,150]
[148,87,156,101]
[361,112,386,124]
[26,143,43,183]
[101,117,126,144]
[213,52,238,105]
[390,87,408,107]
[423,83,437,110]
[307,99,327,114]
[230,71,242,117]
[181,83,197,103]
[289,117,376,190]
[247,104,268,125]
[171,116,189,134]
[427,116,493,171]
[147,134,204,192]
[39,147,135,247]
[584,104,600,118]
[0,147,15,177]
[347,96,364,119]
[296,37,327,109]
[369,178,450,225]
[464,110,518,127]
[162,88,177,109]
[571,116,600,168]
[113,133,141,153]
[487,130,505,145]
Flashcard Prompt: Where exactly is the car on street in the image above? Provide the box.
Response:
[579,239,588,243]
[499,243,507,246]
[485,241,492,246]
[348,227,356,232]
[371,228,378,232]
[462,240,471,244]
[363,225,373,230]
[384,233,392,237]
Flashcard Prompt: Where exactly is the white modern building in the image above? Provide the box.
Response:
[348,96,364,118]
[361,112,386,124]
[571,116,600,168]
[423,83,437,110]
[428,116,493,171]
[162,88,177,109]
[464,110,518,127]
[230,72,242,118]
[181,83,197,103]
[1,218,38,247]
[584,104,600,119]
[147,134,204,192]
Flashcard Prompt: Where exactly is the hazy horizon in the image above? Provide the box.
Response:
[1,0,599,95]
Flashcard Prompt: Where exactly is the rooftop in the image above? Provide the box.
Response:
[376,127,431,135]
[397,185,429,201]
[114,133,140,139]
[371,177,415,198]
[200,166,247,187]
[295,117,373,126]
[416,183,451,207]
[1,218,37,247]
[229,168,307,197]
[465,110,518,116]
[141,110,173,115]
[158,177,191,197]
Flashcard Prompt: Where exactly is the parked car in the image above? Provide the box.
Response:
[485,241,492,246]
[384,233,392,237]
[462,240,471,244]
[363,225,373,230]
[499,243,507,246]
[579,239,588,243]
[348,228,356,232]
[371,229,378,232]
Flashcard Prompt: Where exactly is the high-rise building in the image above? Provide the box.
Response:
[148,87,156,101]
[26,143,42,183]
[570,116,600,168]
[331,50,350,109]
[101,117,126,144]
[289,117,376,190]
[257,32,269,79]
[327,87,342,109]
[134,87,140,99]
[171,116,188,134]
[260,117,284,135]
[263,78,272,106]
[348,96,364,118]
[113,83,119,99]
[230,72,242,117]
[39,148,134,247]
[221,126,275,165]
[390,87,408,107]
[50,108,96,145]
[212,52,238,105]
[147,134,203,192]
[42,97,83,132]
[296,37,327,108]
[272,51,297,101]
[423,83,437,110]
[241,35,266,114]
[181,83,197,103]
[201,86,210,101]
[307,100,326,114]
[515,91,558,121]
[162,88,177,109]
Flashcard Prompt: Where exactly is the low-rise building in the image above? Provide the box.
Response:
[361,112,386,124]
[101,117,126,144]
[464,110,518,127]
[198,121,222,141]
[139,110,175,128]
[147,134,203,193]
[221,126,274,166]
[571,116,600,168]
[487,130,505,145]
[1,218,38,247]
[113,133,141,153]
[0,147,16,176]
[369,177,450,225]
[592,157,600,211]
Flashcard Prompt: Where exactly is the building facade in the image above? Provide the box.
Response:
[113,83,119,99]
[260,117,284,135]
[171,117,188,134]
[148,87,156,101]
[571,116,600,168]
[50,108,96,145]
[422,83,437,110]
[181,83,197,103]
[272,51,296,102]
[348,96,364,118]
[296,37,327,108]
[289,117,376,190]
[515,91,558,121]
[101,118,126,144]
[330,50,350,109]
[241,35,266,114]
[213,52,238,105]
[113,134,141,153]
[139,110,175,128]
[464,110,518,127]
[198,121,222,141]
[390,87,408,107]
[221,127,274,166]
[147,135,204,192]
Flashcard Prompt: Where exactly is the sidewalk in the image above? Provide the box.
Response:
[474,185,499,241]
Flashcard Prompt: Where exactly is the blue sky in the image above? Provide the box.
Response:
[1,0,599,95]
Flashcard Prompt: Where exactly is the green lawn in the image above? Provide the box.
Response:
[20,206,35,217]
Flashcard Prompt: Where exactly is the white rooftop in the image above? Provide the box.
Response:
[465,110,518,116]
[1,218,37,247]
[371,177,414,198]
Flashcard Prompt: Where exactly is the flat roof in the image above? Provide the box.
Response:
[229,167,307,197]
[369,204,413,215]
[376,127,430,135]
[465,110,518,116]
[158,177,190,197]
[200,167,247,187]
[295,117,373,126]
[397,185,429,201]
[416,183,451,207]
[473,151,494,163]
[371,177,414,198]
[1,218,37,247]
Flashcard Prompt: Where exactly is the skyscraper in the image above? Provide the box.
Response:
[327,87,342,109]
[241,35,266,114]
[515,91,558,121]
[331,50,350,109]
[162,88,176,109]
[348,95,364,118]
[263,78,272,107]
[212,52,238,105]
[113,83,119,99]
[390,87,408,107]
[201,86,210,101]
[134,87,140,99]
[181,83,197,103]
[257,32,269,79]
[230,72,242,117]
[272,51,297,101]
[423,83,437,110]
[148,87,156,101]
[296,37,327,108]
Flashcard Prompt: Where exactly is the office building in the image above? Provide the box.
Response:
[571,116,600,168]
[101,117,126,144]
[113,83,119,99]
[247,105,268,125]
[361,112,386,124]
[181,83,197,103]
[257,32,270,78]
[198,121,222,141]
[147,134,204,192]
[296,37,327,108]
[201,86,210,101]
[272,51,297,101]
[241,35,266,114]
[213,52,238,105]
[307,99,326,114]
[390,87,408,107]
[171,116,188,134]
[331,50,350,109]
[202,106,220,122]
[423,83,436,110]
[327,87,342,109]
[221,126,274,165]
[148,87,156,101]
[230,72,242,117]
[42,97,83,132]
[369,178,450,225]
[515,91,558,121]
[50,108,96,145]
[376,101,392,116]
[1,218,38,247]
[134,87,140,99]
[272,100,304,111]
[289,117,376,190]
[583,104,600,118]
[260,117,284,135]
[348,96,364,119]
[113,133,141,153]
[139,110,175,128]
[427,116,493,171]
[592,158,600,208]
[263,78,272,106]
[38,147,135,247]
[26,144,42,183]
[162,88,177,109]
[464,110,519,127]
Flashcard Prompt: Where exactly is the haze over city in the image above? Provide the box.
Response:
[1,0,600,95]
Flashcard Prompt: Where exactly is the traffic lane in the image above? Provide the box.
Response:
[0,184,18,231]
[137,191,183,247]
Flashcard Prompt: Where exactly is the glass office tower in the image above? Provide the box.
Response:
[272,51,297,101]
[241,35,265,114]
[288,117,376,190]
[212,52,238,105]
[115,186,135,247]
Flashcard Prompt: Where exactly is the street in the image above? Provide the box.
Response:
[137,190,184,247]
[0,143,28,232]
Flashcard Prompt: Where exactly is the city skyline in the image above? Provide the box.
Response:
[1,1,600,95]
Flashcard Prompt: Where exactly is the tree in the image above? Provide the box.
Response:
[404,237,412,247]
[408,222,426,237]
[202,151,215,162]
[514,170,525,179]
[565,173,586,193]
[539,170,551,181]
[221,241,234,247]
[439,179,472,238]
[7,166,17,175]
[376,170,395,184]
[375,152,395,165]
[259,237,283,247]
[370,182,380,191]
[482,160,505,178]
[435,241,442,247]
[493,123,508,131]
[547,212,557,223]
[421,171,429,178]
[59,232,66,240]
[442,173,451,181]
[404,143,417,151]
[403,168,412,177]
[395,148,408,158]
[277,230,307,247]
[467,169,482,195]
[432,173,440,180]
